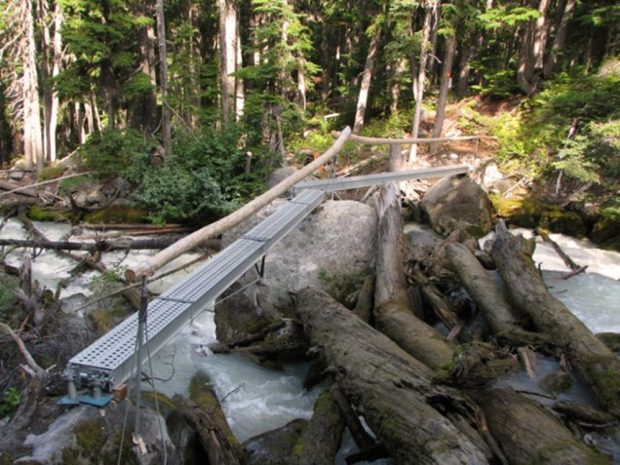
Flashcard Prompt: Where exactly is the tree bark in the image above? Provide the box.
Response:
[491,221,620,416]
[533,0,553,70]
[156,0,171,155]
[128,127,351,279]
[445,242,552,347]
[293,386,345,465]
[353,27,381,134]
[432,32,456,140]
[174,395,244,465]
[23,0,44,171]
[295,287,491,465]
[374,182,455,370]
[0,236,213,252]
[480,388,610,465]
[408,0,435,162]
[543,0,576,78]
[219,0,238,123]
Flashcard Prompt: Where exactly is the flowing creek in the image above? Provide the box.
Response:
[1,219,619,463]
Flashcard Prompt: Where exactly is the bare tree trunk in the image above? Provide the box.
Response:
[533,0,552,69]
[426,3,441,78]
[297,57,307,112]
[23,0,44,171]
[156,0,171,155]
[432,32,456,140]
[353,27,381,134]
[457,41,475,97]
[408,0,435,162]
[543,0,575,78]
[235,19,245,120]
[48,4,62,162]
[389,58,406,114]
[219,0,237,123]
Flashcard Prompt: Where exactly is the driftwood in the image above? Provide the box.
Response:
[374,182,454,369]
[0,172,93,198]
[552,400,616,427]
[174,395,244,465]
[491,221,620,417]
[80,222,188,231]
[128,127,352,280]
[0,180,38,197]
[293,385,345,465]
[446,242,552,348]
[536,228,583,272]
[296,287,492,465]
[479,388,610,465]
[0,236,211,252]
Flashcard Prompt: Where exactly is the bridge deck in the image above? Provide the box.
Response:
[65,165,468,395]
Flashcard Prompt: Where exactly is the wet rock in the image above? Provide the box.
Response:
[421,175,494,238]
[15,401,177,465]
[540,370,573,394]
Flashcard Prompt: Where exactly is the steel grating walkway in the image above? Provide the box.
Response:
[65,189,325,394]
[63,165,469,399]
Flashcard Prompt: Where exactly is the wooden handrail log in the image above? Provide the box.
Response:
[127,126,353,280]
[0,172,94,197]
[334,132,496,145]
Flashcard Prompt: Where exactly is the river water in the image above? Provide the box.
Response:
[1,219,619,463]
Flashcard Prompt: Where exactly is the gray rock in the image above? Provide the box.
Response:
[243,419,308,465]
[16,401,177,465]
[421,175,494,238]
[267,166,299,189]
[216,200,377,347]
[404,222,443,263]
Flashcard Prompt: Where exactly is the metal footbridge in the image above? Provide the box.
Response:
[61,165,468,405]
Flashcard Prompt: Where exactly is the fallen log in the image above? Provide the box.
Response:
[352,273,374,323]
[176,372,246,465]
[293,385,345,465]
[0,180,38,197]
[445,242,552,348]
[374,182,455,369]
[536,227,582,271]
[128,127,352,280]
[0,236,210,251]
[479,388,610,465]
[491,221,620,417]
[296,287,492,465]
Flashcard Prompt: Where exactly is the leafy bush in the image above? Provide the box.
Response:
[133,125,270,224]
[0,386,20,419]
[78,129,153,183]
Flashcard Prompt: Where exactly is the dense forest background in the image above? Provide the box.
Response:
[0,0,618,227]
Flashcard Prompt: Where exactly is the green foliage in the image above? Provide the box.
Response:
[37,165,67,182]
[318,269,367,309]
[90,266,125,294]
[78,129,152,183]
[133,125,270,224]
[0,387,20,419]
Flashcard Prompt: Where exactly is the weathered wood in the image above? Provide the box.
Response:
[446,242,552,348]
[374,182,455,369]
[330,385,375,450]
[0,180,38,197]
[552,400,616,426]
[0,236,201,251]
[339,132,496,146]
[174,395,244,465]
[0,172,93,197]
[129,127,352,279]
[293,386,345,465]
[296,287,491,465]
[412,268,460,330]
[536,228,582,271]
[480,388,610,465]
[79,222,187,231]
[492,221,620,416]
[352,273,374,323]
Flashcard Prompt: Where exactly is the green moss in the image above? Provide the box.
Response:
[141,390,178,418]
[541,209,586,236]
[83,207,147,224]
[87,308,116,335]
[38,164,66,181]
[490,194,545,228]
[28,205,75,222]
[189,373,218,412]
[60,448,80,465]
[74,418,105,454]
[318,269,368,309]
[534,439,610,465]
[59,175,94,194]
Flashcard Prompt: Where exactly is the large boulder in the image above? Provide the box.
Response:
[215,199,377,349]
[14,400,177,465]
[421,175,494,238]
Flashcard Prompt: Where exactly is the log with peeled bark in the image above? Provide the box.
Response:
[491,221,620,417]
[445,242,552,348]
[479,388,610,465]
[374,182,455,370]
[295,287,493,465]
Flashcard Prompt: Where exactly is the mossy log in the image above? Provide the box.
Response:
[295,287,492,465]
[491,221,620,416]
[374,182,455,370]
[175,377,245,465]
[479,388,610,465]
[445,242,552,348]
[293,386,345,465]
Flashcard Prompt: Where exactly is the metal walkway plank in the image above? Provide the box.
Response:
[292,165,469,194]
